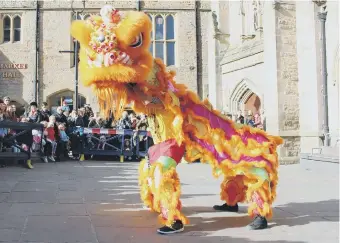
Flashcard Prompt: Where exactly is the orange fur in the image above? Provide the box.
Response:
[71,6,283,222]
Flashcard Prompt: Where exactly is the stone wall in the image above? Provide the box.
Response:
[0,10,37,106]
[275,3,300,133]
[0,0,210,112]
[266,1,301,164]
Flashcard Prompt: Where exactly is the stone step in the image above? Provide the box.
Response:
[300,153,339,164]
[311,146,339,157]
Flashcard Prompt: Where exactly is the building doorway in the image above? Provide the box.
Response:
[230,79,263,116]
[47,89,86,113]
[244,92,261,115]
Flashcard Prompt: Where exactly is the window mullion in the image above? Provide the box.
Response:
[10,16,13,43]
[164,15,167,65]
[152,15,155,57]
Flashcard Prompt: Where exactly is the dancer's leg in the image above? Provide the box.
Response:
[138,158,155,211]
[152,161,188,234]
[213,168,273,230]
[246,178,272,230]
[138,139,187,234]
[213,175,247,212]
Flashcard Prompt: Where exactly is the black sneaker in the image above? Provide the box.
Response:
[248,215,268,230]
[213,203,239,212]
[157,220,184,234]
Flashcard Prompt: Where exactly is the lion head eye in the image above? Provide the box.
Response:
[130,33,143,48]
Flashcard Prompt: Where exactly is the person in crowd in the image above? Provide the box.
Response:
[75,109,85,127]
[25,102,41,123]
[129,112,138,130]
[62,101,70,112]
[41,121,52,163]
[245,110,252,125]
[254,112,263,129]
[133,114,149,148]
[84,104,94,117]
[110,120,117,129]
[55,106,68,126]
[58,123,70,158]
[50,114,64,161]
[88,116,104,128]
[6,105,18,122]
[67,110,77,129]
[0,102,7,121]
[247,114,255,127]
[117,111,131,129]
[83,105,94,127]
[103,110,114,128]
[260,109,266,131]
[3,96,11,107]
[136,114,148,131]
[68,109,85,160]
[236,110,245,124]
[63,110,70,118]
[40,102,51,122]
[45,117,57,162]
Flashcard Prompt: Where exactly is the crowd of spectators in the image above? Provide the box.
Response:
[230,109,266,130]
[0,96,150,165]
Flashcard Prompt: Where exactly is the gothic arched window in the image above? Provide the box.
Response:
[3,16,11,42]
[13,16,21,42]
[148,13,176,66]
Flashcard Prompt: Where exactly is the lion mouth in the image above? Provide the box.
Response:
[92,81,129,119]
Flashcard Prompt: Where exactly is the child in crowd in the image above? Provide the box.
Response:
[58,123,70,156]
[45,117,57,162]
[41,121,51,163]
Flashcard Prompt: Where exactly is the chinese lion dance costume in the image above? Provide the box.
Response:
[71,5,283,235]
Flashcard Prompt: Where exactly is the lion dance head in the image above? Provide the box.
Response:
[71,5,153,118]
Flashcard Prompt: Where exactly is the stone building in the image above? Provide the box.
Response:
[210,0,339,163]
[0,0,211,113]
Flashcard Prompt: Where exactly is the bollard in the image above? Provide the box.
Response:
[120,155,124,163]
[79,154,85,161]
[26,159,33,169]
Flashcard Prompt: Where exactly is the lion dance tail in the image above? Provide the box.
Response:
[178,92,283,219]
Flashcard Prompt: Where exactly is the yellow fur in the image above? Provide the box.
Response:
[71,5,283,224]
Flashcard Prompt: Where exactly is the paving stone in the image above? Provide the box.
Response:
[57,191,84,204]
[21,216,97,243]
[84,191,121,203]
[58,182,80,191]
[12,182,58,192]
[0,228,22,242]
[95,226,170,243]
[6,191,57,203]
[8,203,88,216]
[91,214,158,228]
[0,193,9,202]
[0,181,14,192]
[0,160,339,242]
[0,215,26,229]
[0,203,12,215]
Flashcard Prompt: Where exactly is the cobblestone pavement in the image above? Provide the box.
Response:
[0,159,338,243]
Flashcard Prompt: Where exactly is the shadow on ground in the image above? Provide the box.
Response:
[93,198,339,243]
[93,206,308,243]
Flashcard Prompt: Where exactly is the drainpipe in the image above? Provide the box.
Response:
[74,11,79,112]
[34,0,40,103]
[136,0,141,11]
[195,1,202,99]
[318,10,330,146]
